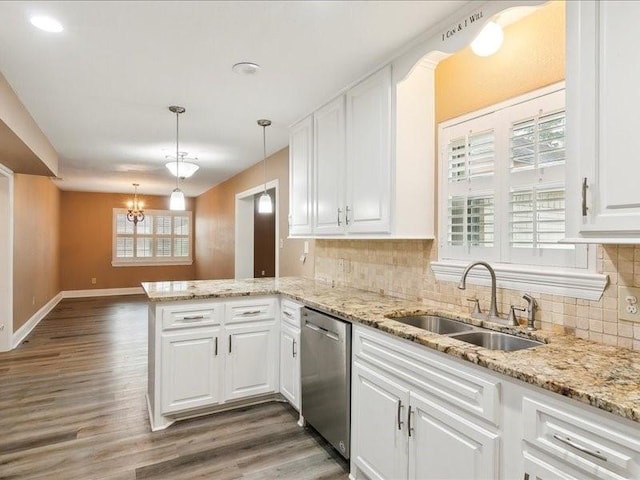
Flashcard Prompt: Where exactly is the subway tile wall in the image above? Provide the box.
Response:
[314,240,640,350]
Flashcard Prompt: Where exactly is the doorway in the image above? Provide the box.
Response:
[0,164,13,351]
[253,188,276,278]
[234,180,279,279]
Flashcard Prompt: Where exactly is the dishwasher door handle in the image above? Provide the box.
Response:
[305,321,326,333]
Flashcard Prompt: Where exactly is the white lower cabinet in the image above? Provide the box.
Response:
[352,362,409,480]
[161,327,221,414]
[351,325,500,480]
[408,391,498,480]
[148,296,279,430]
[520,392,640,480]
[224,320,278,401]
[279,299,303,410]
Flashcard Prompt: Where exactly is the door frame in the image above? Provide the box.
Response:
[0,164,14,352]
[234,179,279,279]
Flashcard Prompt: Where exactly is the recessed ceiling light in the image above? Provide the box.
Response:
[232,62,261,75]
[30,15,64,33]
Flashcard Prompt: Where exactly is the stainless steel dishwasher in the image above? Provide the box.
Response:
[301,307,351,459]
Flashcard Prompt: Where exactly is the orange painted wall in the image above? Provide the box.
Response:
[196,147,314,280]
[13,174,60,331]
[59,191,196,290]
[435,1,565,124]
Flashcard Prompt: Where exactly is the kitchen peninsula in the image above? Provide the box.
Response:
[143,277,640,479]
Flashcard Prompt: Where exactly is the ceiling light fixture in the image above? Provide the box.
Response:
[30,15,64,33]
[470,21,504,57]
[165,152,199,178]
[257,119,273,214]
[168,105,186,211]
[126,183,145,225]
[232,62,261,75]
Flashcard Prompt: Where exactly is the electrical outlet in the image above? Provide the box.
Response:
[91,277,97,285]
[618,286,640,322]
[303,241,309,254]
[32,296,35,306]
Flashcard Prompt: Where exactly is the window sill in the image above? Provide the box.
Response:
[430,261,608,301]
[112,260,193,267]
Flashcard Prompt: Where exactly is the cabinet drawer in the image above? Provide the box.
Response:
[281,299,303,328]
[523,397,640,480]
[353,326,500,426]
[226,298,276,323]
[161,303,222,330]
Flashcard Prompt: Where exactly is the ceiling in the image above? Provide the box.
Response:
[0,1,467,197]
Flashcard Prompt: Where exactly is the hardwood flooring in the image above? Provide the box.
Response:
[0,296,349,479]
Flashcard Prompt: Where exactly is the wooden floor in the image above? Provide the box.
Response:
[0,295,349,480]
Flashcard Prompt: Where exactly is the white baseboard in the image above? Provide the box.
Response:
[61,287,144,298]
[12,292,63,348]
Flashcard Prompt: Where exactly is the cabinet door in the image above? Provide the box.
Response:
[408,392,499,480]
[352,361,409,480]
[161,327,220,414]
[279,323,300,410]
[224,320,278,402]
[289,116,314,236]
[313,96,346,235]
[567,1,640,239]
[345,65,392,234]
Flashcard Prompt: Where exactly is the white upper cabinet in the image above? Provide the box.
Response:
[313,96,346,235]
[289,61,435,239]
[566,1,640,242]
[346,66,392,234]
[288,116,313,236]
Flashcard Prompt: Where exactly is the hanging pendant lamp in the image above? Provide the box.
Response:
[257,119,273,214]
[168,105,186,211]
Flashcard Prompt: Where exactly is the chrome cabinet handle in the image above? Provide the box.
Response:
[180,315,205,321]
[228,335,232,354]
[337,208,343,226]
[581,177,589,217]
[397,400,403,430]
[407,407,414,437]
[283,311,293,319]
[345,206,351,225]
[214,337,218,356]
[292,339,297,358]
[552,433,607,462]
[241,310,261,316]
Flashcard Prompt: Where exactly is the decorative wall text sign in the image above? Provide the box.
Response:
[441,10,484,43]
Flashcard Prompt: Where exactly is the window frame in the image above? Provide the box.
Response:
[111,208,193,267]
[434,82,607,301]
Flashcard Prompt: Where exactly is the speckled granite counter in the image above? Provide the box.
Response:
[142,277,640,424]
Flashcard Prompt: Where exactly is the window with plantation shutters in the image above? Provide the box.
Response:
[112,209,192,266]
[439,84,587,270]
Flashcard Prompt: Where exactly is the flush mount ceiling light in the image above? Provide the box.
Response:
[470,21,504,57]
[232,62,261,75]
[257,119,273,215]
[168,105,186,211]
[165,152,199,178]
[30,15,64,33]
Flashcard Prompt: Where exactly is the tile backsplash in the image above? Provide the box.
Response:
[314,240,640,351]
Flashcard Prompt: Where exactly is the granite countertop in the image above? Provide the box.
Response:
[142,277,640,424]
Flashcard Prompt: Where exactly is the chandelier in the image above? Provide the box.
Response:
[126,183,145,225]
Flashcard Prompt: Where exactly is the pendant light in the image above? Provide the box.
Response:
[257,119,273,214]
[168,105,186,211]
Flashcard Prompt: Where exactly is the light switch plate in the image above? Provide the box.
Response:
[618,286,640,322]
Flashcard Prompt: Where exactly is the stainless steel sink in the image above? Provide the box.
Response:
[451,331,543,351]
[391,315,475,335]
